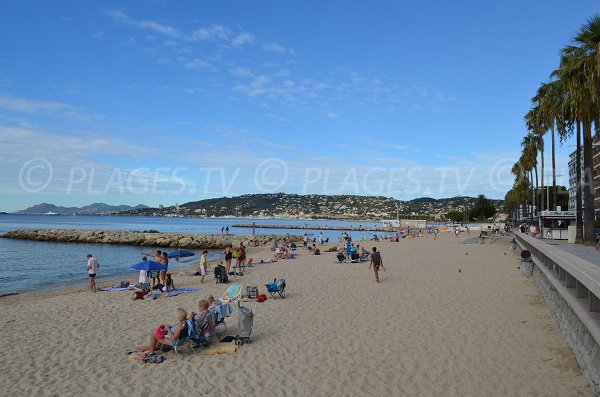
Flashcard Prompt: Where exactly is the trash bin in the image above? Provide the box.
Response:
[568,225,576,244]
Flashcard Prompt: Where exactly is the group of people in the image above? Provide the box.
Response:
[141,250,173,290]
[223,242,247,275]
[137,295,223,353]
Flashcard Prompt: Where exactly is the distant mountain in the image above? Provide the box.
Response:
[122,193,503,220]
[15,203,148,215]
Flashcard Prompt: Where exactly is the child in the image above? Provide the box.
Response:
[199,250,208,283]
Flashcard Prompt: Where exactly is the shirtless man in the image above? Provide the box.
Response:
[86,254,100,292]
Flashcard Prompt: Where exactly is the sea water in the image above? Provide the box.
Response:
[0,215,384,294]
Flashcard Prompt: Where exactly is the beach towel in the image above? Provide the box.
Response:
[101,287,130,292]
[167,288,199,297]
[200,341,237,355]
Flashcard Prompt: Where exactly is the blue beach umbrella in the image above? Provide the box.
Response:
[168,249,195,259]
[168,249,196,275]
[130,260,166,271]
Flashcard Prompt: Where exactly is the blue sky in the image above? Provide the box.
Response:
[0,1,598,212]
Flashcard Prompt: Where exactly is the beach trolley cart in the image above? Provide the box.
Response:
[235,300,254,346]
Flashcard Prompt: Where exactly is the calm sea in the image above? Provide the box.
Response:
[0,215,383,294]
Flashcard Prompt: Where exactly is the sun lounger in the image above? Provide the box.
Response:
[222,284,242,301]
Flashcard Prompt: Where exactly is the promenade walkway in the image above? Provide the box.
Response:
[527,234,600,267]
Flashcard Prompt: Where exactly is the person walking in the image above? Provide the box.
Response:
[86,254,100,292]
[368,247,383,283]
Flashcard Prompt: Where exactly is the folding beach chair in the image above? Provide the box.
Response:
[170,320,201,354]
[222,284,242,302]
[265,278,286,299]
[213,303,230,334]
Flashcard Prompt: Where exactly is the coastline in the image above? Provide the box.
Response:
[0,229,302,249]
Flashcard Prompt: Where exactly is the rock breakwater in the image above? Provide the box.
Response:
[0,229,301,249]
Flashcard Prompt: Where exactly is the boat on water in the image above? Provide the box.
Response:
[42,211,60,216]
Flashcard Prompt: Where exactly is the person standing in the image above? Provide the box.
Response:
[199,250,208,283]
[223,244,233,274]
[237,242,246,274]
[303,234,308,250]
[86,254,100,292]
[368,247,383,283]
[319,232,323,245]
[161,251,169,285]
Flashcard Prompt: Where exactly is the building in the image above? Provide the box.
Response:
[594,134,600,212]
[569,133,600,213]
[568,147,584,212]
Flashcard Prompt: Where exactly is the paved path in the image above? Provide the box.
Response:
[521,233,600,267]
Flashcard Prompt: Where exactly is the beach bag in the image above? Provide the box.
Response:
[257,294,267,302]
[154,324,167,339]
[246,286,259,299]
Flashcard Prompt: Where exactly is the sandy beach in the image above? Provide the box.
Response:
[0,233,589,396]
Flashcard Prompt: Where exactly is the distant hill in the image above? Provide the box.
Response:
[15,203,149,215]
[122,193,503,220]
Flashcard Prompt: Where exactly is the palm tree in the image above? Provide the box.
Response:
[530,80,564,210]
[525,107,546,211]
[554,17,600,244]
[521,133,541,218]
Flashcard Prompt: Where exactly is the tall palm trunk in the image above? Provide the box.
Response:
[540,137,545,212]
[583,119,595,244]
[575,121,583,243]
[551,123,557,210]
[530,170,535,220]
[533,165,539,216]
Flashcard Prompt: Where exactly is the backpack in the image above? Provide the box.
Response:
[257,294,267,302]
[246,286,259,298]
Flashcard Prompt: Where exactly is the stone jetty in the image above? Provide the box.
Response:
[0,229,301,249]
[233,224,392,232]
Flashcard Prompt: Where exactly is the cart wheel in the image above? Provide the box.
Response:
[235,337,244,346]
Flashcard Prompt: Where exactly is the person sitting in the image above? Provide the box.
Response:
[189,299,215,344]
[163,273,175,292]
[290,242,297,250]
[137,308,188,353]
[336,251,346,262]
[206,294,222,311]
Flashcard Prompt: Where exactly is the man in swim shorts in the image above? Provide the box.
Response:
[87,254,100,292]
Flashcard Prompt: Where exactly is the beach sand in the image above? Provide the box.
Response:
[0,233,590,396]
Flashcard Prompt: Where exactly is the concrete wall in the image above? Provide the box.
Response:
[531,265,600,395]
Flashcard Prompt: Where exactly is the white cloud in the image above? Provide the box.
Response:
[263,42,286,53]
[0,95,94,121]
[189,25,232,41]
[230,67,253,77]
[136,20,178,37]
[185,58,213,69]
[232,32,255,46]
[106,9,179,38]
